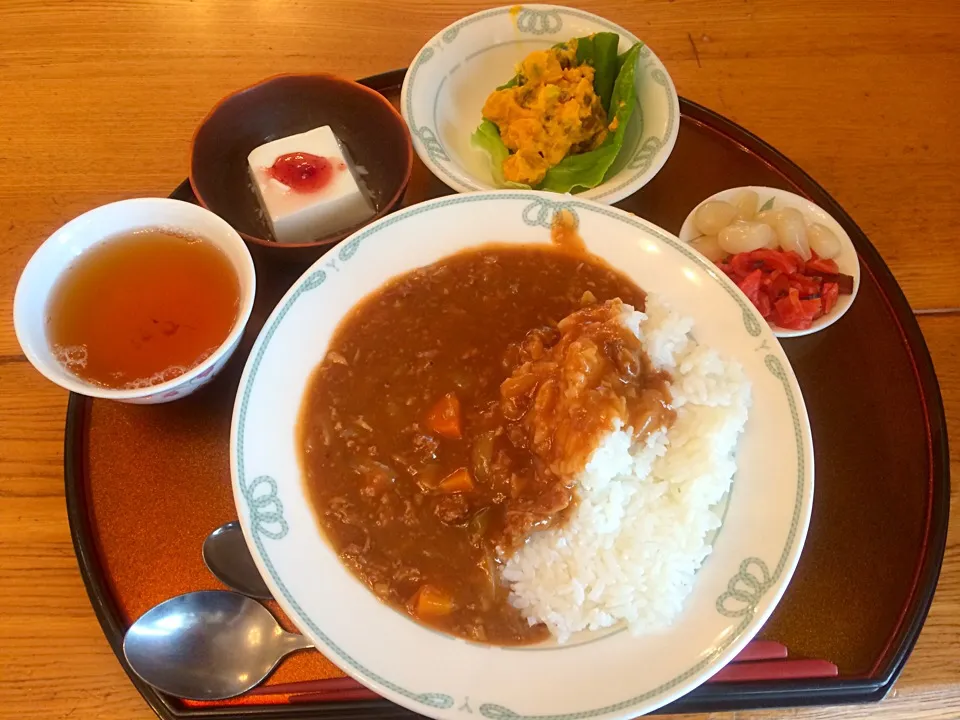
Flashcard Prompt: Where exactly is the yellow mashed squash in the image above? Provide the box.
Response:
[482,42,610,186]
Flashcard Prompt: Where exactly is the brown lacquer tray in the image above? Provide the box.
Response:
[64,70,949,719]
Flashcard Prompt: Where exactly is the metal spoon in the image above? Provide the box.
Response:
[123,591,314,700]
[203,521,273,600]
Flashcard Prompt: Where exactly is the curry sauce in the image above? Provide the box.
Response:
[299,244,672,644]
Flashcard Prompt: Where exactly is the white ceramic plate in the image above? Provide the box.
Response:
[678,186,861,338]
[400,5,680,204]
[231,191,813,719]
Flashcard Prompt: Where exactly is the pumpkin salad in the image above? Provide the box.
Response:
[472,32,642,193]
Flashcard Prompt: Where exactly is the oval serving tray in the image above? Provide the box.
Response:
[64,69,948,720]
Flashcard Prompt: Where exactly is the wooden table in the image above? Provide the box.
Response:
[1,0,957,718]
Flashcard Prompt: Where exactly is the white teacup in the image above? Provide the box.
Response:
[14,198,256,404]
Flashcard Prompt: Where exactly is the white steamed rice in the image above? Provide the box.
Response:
[503,294,751,642]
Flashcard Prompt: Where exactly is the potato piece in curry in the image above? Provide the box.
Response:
[482,42,610,186]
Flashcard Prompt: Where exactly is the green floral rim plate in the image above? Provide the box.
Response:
[231,191,813,719]
[400,5,680,204]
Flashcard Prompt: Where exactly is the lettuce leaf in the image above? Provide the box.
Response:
[470,119,531,189]
[569,32,620,113]
[472,38,643,193]
[538,42,642,193]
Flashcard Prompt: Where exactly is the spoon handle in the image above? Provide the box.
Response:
[280,631,315,654]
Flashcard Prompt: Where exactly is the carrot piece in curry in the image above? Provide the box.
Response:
[411,585,455,617]
[427,392,462,439]
[437,467,475,494]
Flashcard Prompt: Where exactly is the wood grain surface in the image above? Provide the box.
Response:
[1,1,958,718]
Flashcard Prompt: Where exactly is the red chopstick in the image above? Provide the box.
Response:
[289,688,381,703]
[710,658,839,683]
[247,677,364,696]
[279,658,840,704]
[731,640,788,662]
[245,640,830,701]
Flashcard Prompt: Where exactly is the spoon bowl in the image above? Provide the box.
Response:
[123,591,313,700]
[203,521,273,600]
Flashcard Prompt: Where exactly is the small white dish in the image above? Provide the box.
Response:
[14,198,255,404]
[400,5,680,204]
[231,190,813,719]
[679,186,861,338]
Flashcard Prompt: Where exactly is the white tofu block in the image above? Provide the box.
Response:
[247,126,375,244]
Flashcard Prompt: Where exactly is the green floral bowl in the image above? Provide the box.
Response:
[400,5,680,204]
